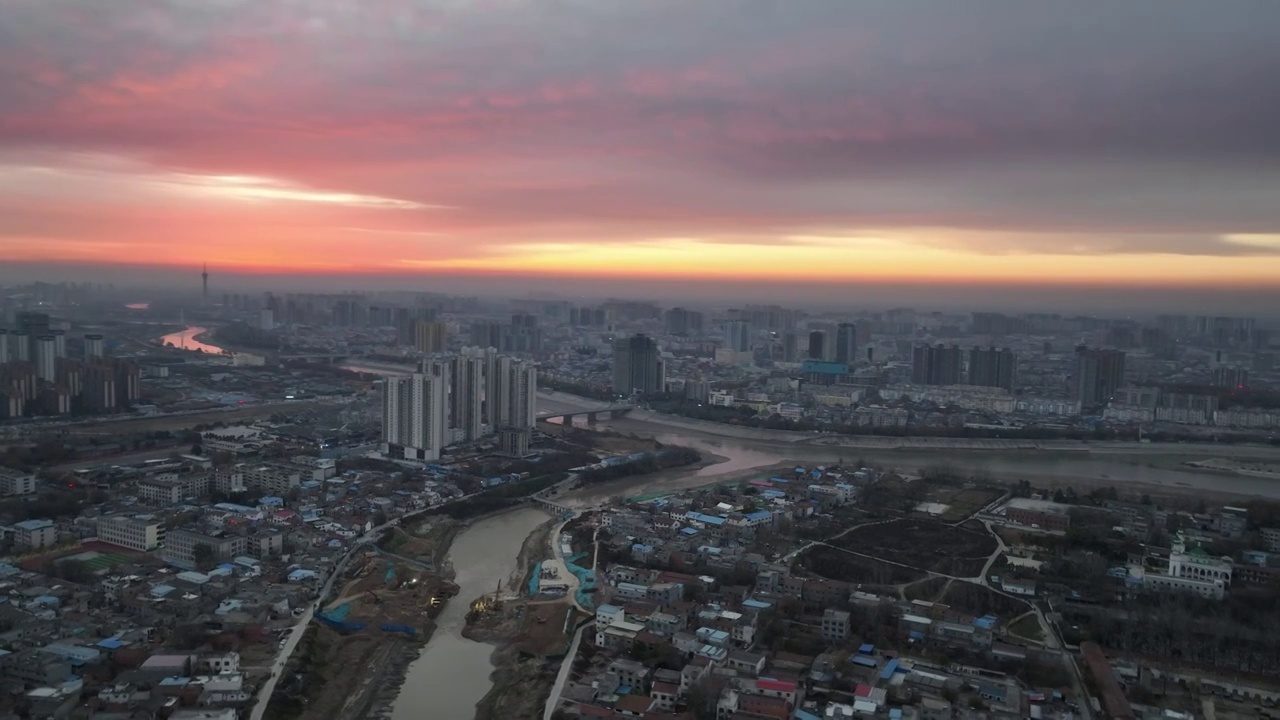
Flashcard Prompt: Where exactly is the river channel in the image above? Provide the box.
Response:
[158,326,229,355]
[391,507,549,720]
[561,410,1280,501]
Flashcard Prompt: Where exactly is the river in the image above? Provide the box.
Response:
[588,415,1280,500]
[159,326,229,355]
[391,507,549,720]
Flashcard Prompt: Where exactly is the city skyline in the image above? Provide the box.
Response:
[1,2,1279,299]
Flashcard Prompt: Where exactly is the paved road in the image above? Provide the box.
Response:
[544,514,587,613]
[543,620,592,720]
[246,503,450,720]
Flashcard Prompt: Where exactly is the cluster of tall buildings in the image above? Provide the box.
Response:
[468,314,543,354]
[664,307,705,336]
[1074,345,1127,406]
[0,313,139,418]
[910,344,1017,391]
[613,334,665,396]
[381,348,537,461]
[802,323,859,365]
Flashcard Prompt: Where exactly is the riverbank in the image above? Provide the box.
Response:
[267,518,462,720]
[389,508,553,720]
[469,517,566,720]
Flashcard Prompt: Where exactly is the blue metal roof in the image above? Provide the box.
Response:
[14,519,54,531]
[858,643,875,654]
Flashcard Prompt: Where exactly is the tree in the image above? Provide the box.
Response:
[192,543,216,570]
[57,559,95,584]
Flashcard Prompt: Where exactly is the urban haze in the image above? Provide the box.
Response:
[1,2,1279,720]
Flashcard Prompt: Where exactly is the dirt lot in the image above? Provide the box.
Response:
[903,576,951,602]
[268,551,459,720]
[940,582,1031,618]
[919,485,1006,523]
[833,519,997,577]
[380,517,460,570]
[797,545,927,586]
[267,626,422,720]
[325,552,456,623]
[473,601,579,720]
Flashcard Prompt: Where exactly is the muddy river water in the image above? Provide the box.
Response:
[390,507,549,720]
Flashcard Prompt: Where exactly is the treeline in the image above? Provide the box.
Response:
[425,471,570,520]
[649,398,1280,445]
[577,447,701,484]
[538,378,613,402]
[1065,592,1280,675]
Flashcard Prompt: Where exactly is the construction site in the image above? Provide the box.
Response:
[465,518,588,720]
[267,523,461,720]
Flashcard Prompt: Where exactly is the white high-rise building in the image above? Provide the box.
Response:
[382,359,450,461]
[34,335,57,382]
[83,334,105,358]
[497,359,536,457]
[479,346,501,426]
[723,319,752,353]
[490,355,535,429]
[500,358,537,430]
[450,352,485,442]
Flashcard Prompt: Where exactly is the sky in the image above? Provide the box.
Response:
[2,0,1280,305]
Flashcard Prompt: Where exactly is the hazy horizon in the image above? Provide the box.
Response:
[3,261,1279,319]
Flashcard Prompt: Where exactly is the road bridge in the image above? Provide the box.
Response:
[278,353,351,364]
[536,404,633,424]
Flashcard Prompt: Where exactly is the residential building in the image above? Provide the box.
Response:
[239,465,301,495]
[1003,498,1071,532]
[613,334,664,396]
[137,478,184,506]
[0,467,36,496]
[911,344,963,386]
[248,532,284,560]
[1075,346,1126,406]
[834,323,857,365]
[723,320,752,353]
[96,515,165,552]
[382,359,449,461]
[821,608,850,643]
[413,320,448,354]
[967,346,1016,391]
[449,352,484,441]
[1262,527,1280,553]
[13,519,58,549]
[164,529,247,568]
[807,330,827,361]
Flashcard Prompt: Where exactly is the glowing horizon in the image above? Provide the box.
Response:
[2,2,1278,288]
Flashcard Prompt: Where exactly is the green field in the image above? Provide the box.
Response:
[61,551,131,571]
